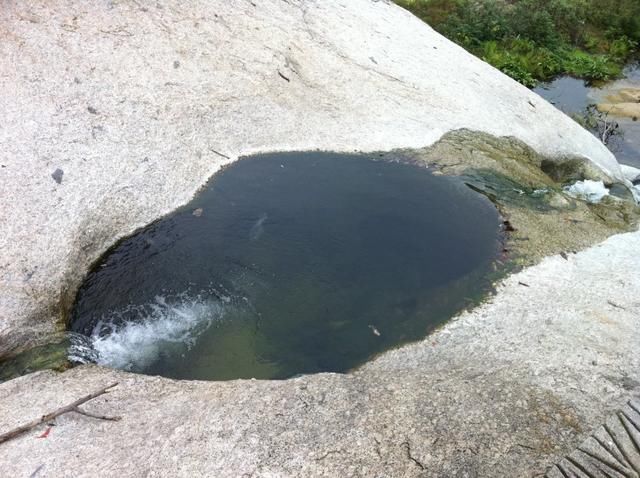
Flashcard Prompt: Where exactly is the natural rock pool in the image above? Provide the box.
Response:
[69,152,502,380]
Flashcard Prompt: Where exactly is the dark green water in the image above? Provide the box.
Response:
[69,152,502,380]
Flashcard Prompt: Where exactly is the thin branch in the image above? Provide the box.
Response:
[0,382,119,445]
[73,407,121,422]
[277,70,291,82]
[607,300,627,311]
[29,464,44,478]
[208,147,230,160]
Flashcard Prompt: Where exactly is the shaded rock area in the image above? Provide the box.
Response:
[1,229,639,477]
[0,0,628,358]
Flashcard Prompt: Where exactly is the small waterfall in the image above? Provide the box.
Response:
[68,294,224,372]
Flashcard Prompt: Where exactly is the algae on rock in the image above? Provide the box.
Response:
[396,130,640,265]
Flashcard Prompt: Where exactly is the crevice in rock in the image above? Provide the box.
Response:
[401,441,426,471]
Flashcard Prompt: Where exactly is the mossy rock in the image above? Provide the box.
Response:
[394,129,639,265]
[540,157,613,184]
[0,338,72,383]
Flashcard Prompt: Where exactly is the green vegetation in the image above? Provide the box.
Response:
[395,0,640,86]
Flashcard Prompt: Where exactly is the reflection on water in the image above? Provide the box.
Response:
[70,153,502,380]
[534,62,640,168]
[534,76,593,113]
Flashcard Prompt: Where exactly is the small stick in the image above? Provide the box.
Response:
[73,408,121,421]
[277,70,291,82]
[208,148,230,160]
[607,300,627,311]
[29,464,44,478]
[0,382,119,445]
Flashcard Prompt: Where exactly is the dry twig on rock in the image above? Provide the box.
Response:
[0,382,120,445]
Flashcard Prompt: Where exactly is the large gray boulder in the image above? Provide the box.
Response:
[2,2,640,476]
[1,229,639,477]
[0,0,624,355]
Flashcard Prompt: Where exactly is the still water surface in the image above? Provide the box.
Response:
[70,153,502,380]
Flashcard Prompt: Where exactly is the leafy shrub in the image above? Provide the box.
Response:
[509,1,559,48]
[561,49,621,80]
[609,36,638,60]
[394,0,639,86]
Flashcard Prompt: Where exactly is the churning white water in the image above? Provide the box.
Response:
[70,295,223,371]
[564,180,610,203]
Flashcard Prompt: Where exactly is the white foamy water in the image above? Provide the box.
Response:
[564,179,610,203]
[70,295,223,371]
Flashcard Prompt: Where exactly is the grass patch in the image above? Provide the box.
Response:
[395,0,639,85]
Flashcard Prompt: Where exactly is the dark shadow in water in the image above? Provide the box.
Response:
[70,152,502,380]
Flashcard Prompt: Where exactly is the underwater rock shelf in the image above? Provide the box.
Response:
[69,152,502,380]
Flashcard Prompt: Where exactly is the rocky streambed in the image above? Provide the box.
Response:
[535,62,640,169]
